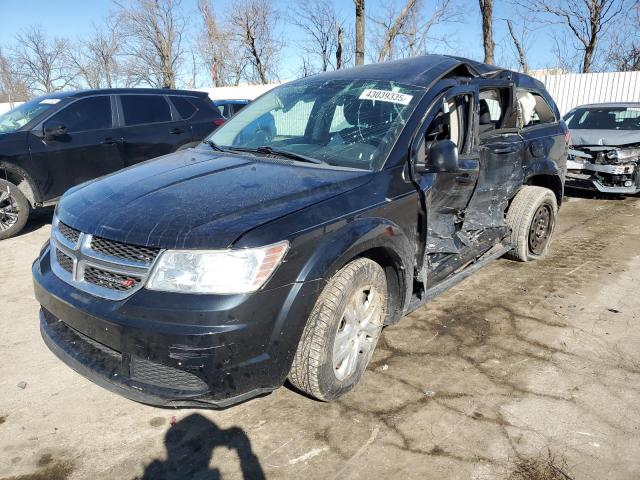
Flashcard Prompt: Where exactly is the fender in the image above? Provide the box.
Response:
[295,217,415,319]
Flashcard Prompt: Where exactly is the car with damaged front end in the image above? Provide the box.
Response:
[33,55,568,408]
[564,102,640,194]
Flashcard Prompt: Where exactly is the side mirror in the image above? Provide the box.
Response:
[43,121,67,140]
[417,139,459,174]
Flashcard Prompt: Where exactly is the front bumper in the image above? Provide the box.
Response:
[33,245,322,408]
[566,159,640,194]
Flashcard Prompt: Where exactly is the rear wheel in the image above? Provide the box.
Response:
[289,258,387,401]
[505,186,557,262]
[0,179,30,240]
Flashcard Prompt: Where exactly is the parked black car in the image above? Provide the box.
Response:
[564,102,640,194]
[213,98,250,118]
[33,55,567,408]
[0,88,224,239]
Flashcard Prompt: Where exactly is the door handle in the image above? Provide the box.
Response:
[101,138,119,145]
[170,128,184,135]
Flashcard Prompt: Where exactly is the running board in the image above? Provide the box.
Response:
[406,243,512,315]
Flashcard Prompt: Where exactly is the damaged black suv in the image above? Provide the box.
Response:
[33,55,568,408]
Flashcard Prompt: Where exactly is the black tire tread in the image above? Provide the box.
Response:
[288,258,385,401]
[505,185,557,262]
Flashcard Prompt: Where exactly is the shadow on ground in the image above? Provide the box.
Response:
[137,414,265,480]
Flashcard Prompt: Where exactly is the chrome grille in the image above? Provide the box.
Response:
[91,236,160,264]
[58,221,81,244]
[55,249,74,273]
[50,216,161,300]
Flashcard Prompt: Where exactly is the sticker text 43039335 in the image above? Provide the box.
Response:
[359,89,413,106]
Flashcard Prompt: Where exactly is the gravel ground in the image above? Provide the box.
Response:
[1,194,639,480]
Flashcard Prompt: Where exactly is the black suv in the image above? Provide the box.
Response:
[33,56,567,408]
[0,88,224,239]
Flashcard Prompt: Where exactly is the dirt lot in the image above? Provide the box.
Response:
[1,194,640,480]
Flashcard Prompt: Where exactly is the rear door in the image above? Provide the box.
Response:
[169,95,223,143]
[28,95,123,200]
[117,94,190,166]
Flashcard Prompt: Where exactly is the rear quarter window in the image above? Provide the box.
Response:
[517,89,557,128]
[170,96,198,120]
[121,95,172,126]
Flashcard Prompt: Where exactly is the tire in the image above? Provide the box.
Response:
[505,186,557,262]
[0,179,31,240]
[289,258,387,401]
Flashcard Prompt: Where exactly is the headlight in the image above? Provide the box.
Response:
[147,241,289,294]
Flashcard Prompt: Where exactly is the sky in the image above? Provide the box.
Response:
[0,0,569,85]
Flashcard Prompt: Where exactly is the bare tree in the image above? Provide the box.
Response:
[478,0,495,64]
[114,0,185,88]
[374,0,419,62]
[11,25,74,93]
[370,0,458,62]
[197,0,245,86]
[0,47,31,103]
[505,19,528,72]
[354,0,366,65]
[229,0,281,84]
[293,0,341,73]
[520,0,628,73]
[66,21,121,89]
[605,2,640,71]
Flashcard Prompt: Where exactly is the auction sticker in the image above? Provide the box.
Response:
[359,89,413,105]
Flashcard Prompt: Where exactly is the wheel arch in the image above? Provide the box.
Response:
[525,174,563,206]
[0,162,40,207]
[295,218,415,326]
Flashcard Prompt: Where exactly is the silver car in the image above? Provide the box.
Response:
[564,102,640,194]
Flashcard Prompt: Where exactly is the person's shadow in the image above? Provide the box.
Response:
[139,413,266,480]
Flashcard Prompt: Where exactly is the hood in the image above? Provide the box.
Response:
[570,129,640,147]
[57,148,371,249]
[0,130,28,149]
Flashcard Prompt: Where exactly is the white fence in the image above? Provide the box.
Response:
[2,71,639,118]
[0,102,22,114]
[532,71,640,115]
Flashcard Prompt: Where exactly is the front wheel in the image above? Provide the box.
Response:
[505,186,558,262]
[288,258,387,401]
[0,179,30,240]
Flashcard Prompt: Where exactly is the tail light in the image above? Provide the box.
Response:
[213,118,225,127]
[565,129,571,145]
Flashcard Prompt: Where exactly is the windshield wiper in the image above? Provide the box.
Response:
[204,139,230,152]
[229,145,325,165]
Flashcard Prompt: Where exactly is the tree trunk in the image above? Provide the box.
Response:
[355,0,365,65]
[479,0,494,64]
[336,24,343,69]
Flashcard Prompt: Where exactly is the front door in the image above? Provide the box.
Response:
[28,95,124,201]
[411,87,481,286]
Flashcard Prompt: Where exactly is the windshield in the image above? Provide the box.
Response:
[207,79,424,170]
[565,106,640,131]
[0,97,62,134]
